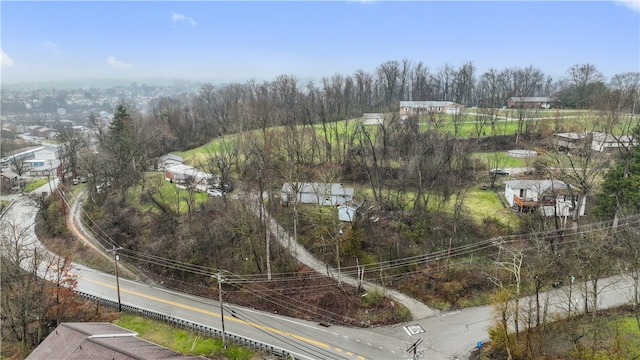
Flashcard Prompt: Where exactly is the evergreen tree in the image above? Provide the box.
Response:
[104,104,144,202]
[595,126,640,218]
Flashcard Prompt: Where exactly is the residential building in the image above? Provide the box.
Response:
[26,322,207,360]
[399,101,464,117]
[157,153,184,171]
[27,125,59,139]
[281,182,354,206]
[554,131,637,152]
[590,132,637,152]
[0,169,23,192]
[504,179,586,217]
[507,97,560,109]
[164,164,217,192]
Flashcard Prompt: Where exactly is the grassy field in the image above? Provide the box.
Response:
[114,315,255,360]
[471,151,531,169]
[24,178,49,192]
[124,172,211,214]
[177,134,241,166]
[463,188,517,227]
[169,109,605,230]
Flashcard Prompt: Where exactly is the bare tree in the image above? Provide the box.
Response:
[201,136,238,203]
[436,63,456,102]
[547,114,609,224]
[353,69,374,113]
[57,127,88,181]
[452,62,476,106]
[376,60,403,110]
[495,243,524,336]
[565,63,605,109]
[6,150,29,177]
[0,219,77,351]
[570,226,616,317]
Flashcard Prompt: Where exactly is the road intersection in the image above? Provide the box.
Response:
[2,181,636,359]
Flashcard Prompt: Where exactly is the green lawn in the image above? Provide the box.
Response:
[125,172,211,214]
[463,188,518,227]
[471,151,531,169]
[177,134,241,166]
[24,179,49,192]
[114,315,254,360]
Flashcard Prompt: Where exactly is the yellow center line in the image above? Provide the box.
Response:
[81,276,329,348]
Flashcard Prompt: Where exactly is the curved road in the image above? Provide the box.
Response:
[3,182,637,359]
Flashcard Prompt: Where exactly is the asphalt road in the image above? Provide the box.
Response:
[1,184,423,360]
[2,180,636,360]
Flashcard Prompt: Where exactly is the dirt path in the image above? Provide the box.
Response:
[246,193,439,320]
[66,189,143,281]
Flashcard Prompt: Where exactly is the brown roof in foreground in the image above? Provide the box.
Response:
[27,322,208,360]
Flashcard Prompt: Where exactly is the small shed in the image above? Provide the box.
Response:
[362,113,384,126]
[338,202,362,222]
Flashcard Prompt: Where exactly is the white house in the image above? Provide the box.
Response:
[400,101,464,116]
[590,132,637,152]
[504,179,586,217]
[281,182,354,206]
[165,164,217,192]
[554,131,637,152]
[157,154,184,171]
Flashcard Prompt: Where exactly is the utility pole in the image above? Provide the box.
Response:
[406,338,424,360]
[107,246,122,312]
[217,272,227,349]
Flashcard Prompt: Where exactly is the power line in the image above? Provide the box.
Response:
[62,186,640,307]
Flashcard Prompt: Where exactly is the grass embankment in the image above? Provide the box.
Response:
[24,178,49,192]
[477,309,640,359]
[123,172,210,214]
[36,184,115,274]
[114,315,256,360]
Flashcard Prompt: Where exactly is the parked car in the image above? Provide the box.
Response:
[489,168,509,175]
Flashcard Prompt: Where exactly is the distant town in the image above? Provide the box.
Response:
[1,81,202,130]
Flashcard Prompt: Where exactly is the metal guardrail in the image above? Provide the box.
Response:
[75,291,293,359]
[0,198,17,218]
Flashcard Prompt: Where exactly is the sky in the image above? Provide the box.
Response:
[1,1,639,87]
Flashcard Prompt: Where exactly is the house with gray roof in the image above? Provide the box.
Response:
[504,179,586,217]
[400,101,463,117]
[164,164,217,192]
[507,97,561,109]
[554,131,637,152]
[282,182,354,206]
[26,322,207,360]
[157,153,184,171]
